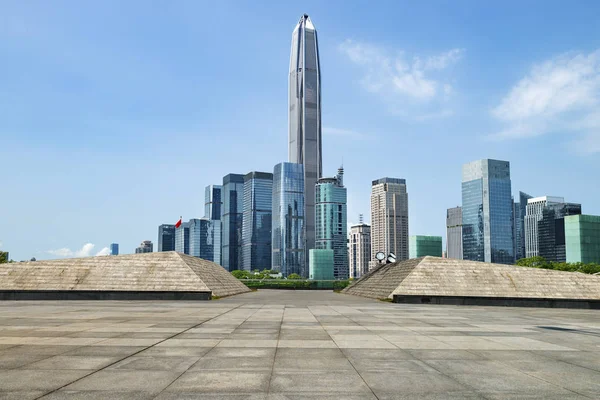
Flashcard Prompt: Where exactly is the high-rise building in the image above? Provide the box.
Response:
[157,224,175,252]
[513,191,533,261]
[462,159,514,264]
[446,206,463,260]
[109,243,119,256]
[135,240,153,254]
[525,197,581,262]
[272,162,305,277]
[221,174,244,271]
[370,178,409,270]
[309,249,334,280]
[315,168,348,279]
[175,222,190,255]
[205,185,222,221]
[565,214,600,264]
[349,222,371,279]
[289,14,322,268]
[409,236,443,258]
[188,218,220,262]
[241,172,273,271]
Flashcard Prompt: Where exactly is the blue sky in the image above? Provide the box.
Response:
[1,1,599,260]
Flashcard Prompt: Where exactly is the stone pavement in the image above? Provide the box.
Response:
[0,290,599,399]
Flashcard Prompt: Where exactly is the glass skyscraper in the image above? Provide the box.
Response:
[221,174,244,271]
[157,224,175,252]
[272,162,305,277]
[462,159,514,264]
[188,218,219,262]
[241,172,273,271]
[315,168,348,280]
[174,221,190,255]
[204,185,222,221]
[446,206,463,260]
[289,14,322,267]
[110,243,119,256]
[565,214,600,263]
[513,191,533,261]
[409,236,443,258]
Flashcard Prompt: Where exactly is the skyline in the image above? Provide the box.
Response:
[2,1,600,261]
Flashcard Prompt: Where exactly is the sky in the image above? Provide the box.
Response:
[1,0,600,261]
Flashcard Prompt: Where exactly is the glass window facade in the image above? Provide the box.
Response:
[241,172,273,271]
[565,215,600,263]
[110,243,119,256]
[272,162,305,277]
[157,224,175,252]
[537,203,581,262]
[462,159,514,264]
[221,174,244,271]
[174,222,190,254]
[446,207,463,260]
[309,249,334,280]
[204,185,222,221]
[188,218,219,262]
[409,236,442,258]
[514,191,533,261]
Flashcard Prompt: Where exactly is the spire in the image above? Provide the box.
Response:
[337,165,344,187]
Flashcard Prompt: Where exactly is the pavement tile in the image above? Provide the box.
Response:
[0,370,91,391]
[165,371,271,392]
[108,356,200,371]
[24,355,118,370]
[63,370,180,392]
[269,371,372,393]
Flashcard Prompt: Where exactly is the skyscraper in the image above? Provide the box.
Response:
[565,214,600,263]
[315,168,348,280]
[409,236,443,258]
[525,196,581,262]
[446,206,463,260]
[175,222,190,255]
[514,191,533,261]
[188,218,220,262]
[110,243,119,256]
[272,162,305,277]
[289,14,322,267]
[370,178,409,270]
[157,224,175,252]
[205,185,222,221]
[221,174,244,271]
[241,172,273,271]
[462,159,514,264]
[135,240,153,254]
[349,222,371,279]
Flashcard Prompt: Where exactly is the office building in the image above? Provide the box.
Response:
[315,168,348,280]
[565,214,600,263]
[109,243,119,256]
[221,174,244,271]
[462,159,514,264]
[205,185,222,221]
[446,206,463,260]
[157,224,175,252]
[525,196,581,262]
[309,249,334,280]
[409,235,443,258]
[272,162,305,277]
[175,221,190,255]
[349,222,371,279]
[188,218,220,262]
[135,240,153,254]
[514,191,533,261]
[370,177,409,270]
[241,172,273,271]
[289,14,322,267]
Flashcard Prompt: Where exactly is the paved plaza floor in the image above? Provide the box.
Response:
[0,290,599,399]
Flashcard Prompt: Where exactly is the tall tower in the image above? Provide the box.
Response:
[289,14,322,266]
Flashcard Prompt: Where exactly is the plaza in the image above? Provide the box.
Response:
[0,290,599,399]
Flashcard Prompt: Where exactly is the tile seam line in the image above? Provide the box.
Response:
[151,301,263,398]
[315,305,381,400]
[33,301,249,400]
[265,301,285,395]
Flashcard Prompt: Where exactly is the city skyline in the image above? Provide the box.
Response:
[2,2,600,261]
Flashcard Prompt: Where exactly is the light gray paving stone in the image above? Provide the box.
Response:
[269,371,372,393]
[63,370,180,392]
[165,371,271,392]
[108,356,200,371]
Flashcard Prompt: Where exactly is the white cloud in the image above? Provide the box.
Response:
[491,50,600,153]
[339,40,464,110]
[323,127,369,139]
[47,243,105,258]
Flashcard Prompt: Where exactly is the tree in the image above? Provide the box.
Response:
[0,252,8,264]
[516,256,549,268]
[287,273,302,280]
[231,270,251,279]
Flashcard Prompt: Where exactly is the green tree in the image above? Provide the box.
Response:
[0,252,8,264]
[287,273,302,280]
[231,270,251,279]
[516,256,549,268]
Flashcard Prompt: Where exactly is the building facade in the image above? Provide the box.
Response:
[110,243,119,256]
[565,214,600,263]
[135,240,153,254]
[349,223,371,279]
[272,162,305,277]
[157,224,175,252]
[315,168,348,280]
[221,174,245,271]
[462,159,514,264]
[174,222,190,255]
[370,178,409,270]
[188,218,220,262]
[514,191,533,261]
[241,172,273,271]
[446,206,463,260]
[309,249,334,280]
[289,14,322,268]
[409,236,443,258]
[204,185,222,221]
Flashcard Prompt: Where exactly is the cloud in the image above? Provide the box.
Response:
[339,40,464,114]
[323,127,369,139]
[490,50,600,152]
[47,243,109,258]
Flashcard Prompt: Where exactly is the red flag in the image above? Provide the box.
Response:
[175,216,182,228]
